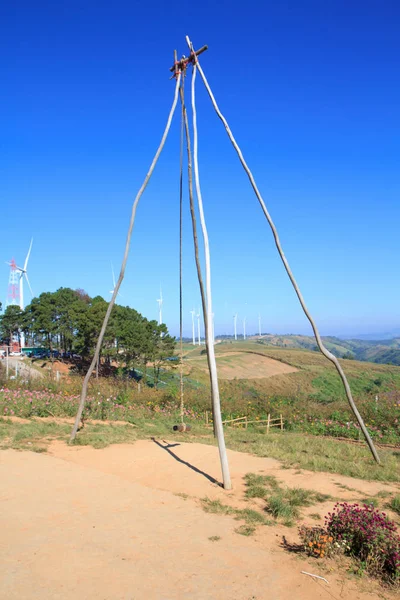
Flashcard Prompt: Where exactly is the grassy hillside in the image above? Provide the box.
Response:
[184,340,400,397]
[1,341,399,444]
[236,334,400,366]
[180,341,400,444]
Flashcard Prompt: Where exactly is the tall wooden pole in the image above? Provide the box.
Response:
[189,53,232,490]
[186,35,380,465]
[69,74,182,443]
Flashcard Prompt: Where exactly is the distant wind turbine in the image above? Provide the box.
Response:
[157,286,163,325]
[9,238,34,311]
[6,238,34,349]
[243,316,246,340]
[212,313,215,344]
[197,309,201,346]
[233,314,238,341]
[190,309,196,345]
[109,263,122,297]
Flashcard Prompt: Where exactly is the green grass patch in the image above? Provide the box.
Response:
[244,472,279,489]
[313,492,332,503]
[266,494,298,526]
[360,497,380,508]
[72,423,139,448]
[234,524,256,536]
[223,430,400,482]
[200,498,234,516]
[387,495,400,516]
[310,513,322,520]
[244,484,268,499]
[0,418,70,451]
[234,508,269,525]
[244,472,280,499]
[200,497,271,535]
[243,471,333,527]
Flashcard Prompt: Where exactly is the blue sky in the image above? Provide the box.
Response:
[1,1,399,338]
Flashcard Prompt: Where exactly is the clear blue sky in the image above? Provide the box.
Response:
[1,1,399,338]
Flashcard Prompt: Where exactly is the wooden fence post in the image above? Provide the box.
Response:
[267,413,270,435]
[280,414,283,430]
[205,410,209,425]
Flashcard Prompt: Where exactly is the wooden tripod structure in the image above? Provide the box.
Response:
[70,36,381,492]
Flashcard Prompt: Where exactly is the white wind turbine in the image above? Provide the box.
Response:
[190,309,196,345]
[233,313,238,341]
[109,263,122,298]
[157,286,163,325]
[243,316,246,340]
[197,308,201,345]
[12,238,34,311]
[258,313,262,337]
[7,238,34,349]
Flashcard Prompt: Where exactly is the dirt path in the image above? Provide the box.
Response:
[0,441,397,600]
[188,352,297,380]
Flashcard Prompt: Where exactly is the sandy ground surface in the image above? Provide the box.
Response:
[1,440,398,600]
[188,352,298,380]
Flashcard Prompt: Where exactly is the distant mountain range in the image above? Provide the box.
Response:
[338,330,400,341]
[216,333,400,366]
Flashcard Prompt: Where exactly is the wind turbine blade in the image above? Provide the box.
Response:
[24,273,33,298]
[24,238,33,271]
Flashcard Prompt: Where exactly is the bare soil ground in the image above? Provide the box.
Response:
[1,440,398,600]
[188,352,298,380]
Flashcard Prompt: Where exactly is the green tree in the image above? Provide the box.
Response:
[0,305,24,345]
[145,320,176,389]
[22,287,176,381]
[24,292,58,350]
[75,296,115,361]
[52,288,88,352]
[114,305,147,369]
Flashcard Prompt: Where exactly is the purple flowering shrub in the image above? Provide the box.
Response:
[325,502,400,584]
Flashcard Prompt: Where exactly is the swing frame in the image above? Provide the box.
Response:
[69,37,381,493]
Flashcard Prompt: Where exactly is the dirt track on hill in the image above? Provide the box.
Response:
[1,440,398,600]
[188,352,298,380]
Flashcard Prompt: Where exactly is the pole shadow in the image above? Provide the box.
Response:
[151,438,221,487]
